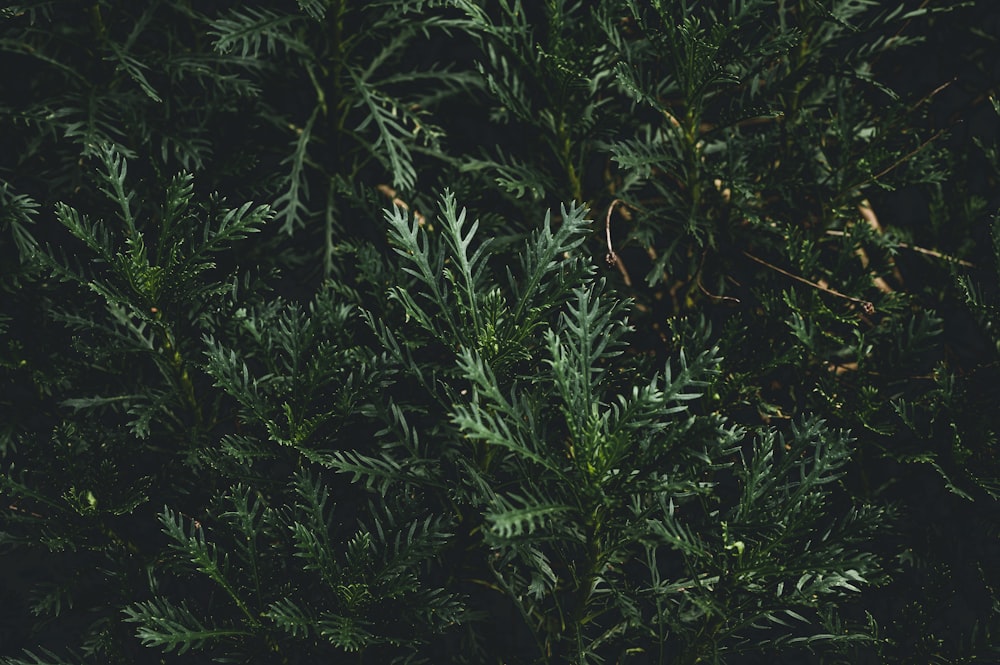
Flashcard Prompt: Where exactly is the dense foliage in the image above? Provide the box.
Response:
[1,1,997,663]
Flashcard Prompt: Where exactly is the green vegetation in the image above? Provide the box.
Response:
[1,1,997,663]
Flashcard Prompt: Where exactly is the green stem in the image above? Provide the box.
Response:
[88,3,106,43]
[160,326,203,428]
[558,114,583,203]
[684,111,703,236]
[324,178,336,279]
[783,25,811,156]
[553,507,603,662]
[306,63,328,117]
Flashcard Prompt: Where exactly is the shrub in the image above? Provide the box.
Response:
[1,1,997,663]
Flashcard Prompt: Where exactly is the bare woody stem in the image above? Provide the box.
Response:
[604,199,633,286]
[697,250,741,304]
[824,229,975,267]
[743,251,875,314]
[604,199,620,265]
[868,128,945,184]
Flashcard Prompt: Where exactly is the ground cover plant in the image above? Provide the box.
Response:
[1,1,998,663]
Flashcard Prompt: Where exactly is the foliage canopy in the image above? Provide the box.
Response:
[0,1,997,663]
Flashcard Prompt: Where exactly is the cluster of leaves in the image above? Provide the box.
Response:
[1,0,998,663]
[0,156,884,663]
[453,0,958,435]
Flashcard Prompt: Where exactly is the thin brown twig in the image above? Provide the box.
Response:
[869,128,946,184]
[743,251,875,314]
[605,199,620,264]
[911,79,954,112]
[697,250,741,304]
[8,504,45,519]
[824,230,975,267]
[853,78,953,190]
[605,199,632,286]
[901,243,976,267]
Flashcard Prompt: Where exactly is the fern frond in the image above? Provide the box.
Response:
[203,336,267,417]
[295,0,327,21]
[485,499,577,541]
[262,597,315,638]
[159,508,257,624]
[0,648,81,665]
[375,512,453,577]
[323,449,437,493]
[273,108,316,235]
[220,486,273,605]
[93,144,137,232]
[198,199,271,255]
[0,180,40,261]
[53,204,114,265]
[122,597,248,655]
[461,151,556,200]
[438,190,491,334]
[646,511,714,561]
[385,196,460,341]
[545,281,629,443]
[317,614,374,652]
[209,7,308,59]
[453,348,569,478]
[510,201,590,315]
[289,472,344,592]
[350,69,418,190]
[107,41,162,103]
[611,129,685,179]
[157,172,195,261]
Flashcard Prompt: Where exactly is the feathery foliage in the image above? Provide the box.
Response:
[1,1,997,663]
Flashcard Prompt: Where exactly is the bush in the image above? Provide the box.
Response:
[1,1,997,663]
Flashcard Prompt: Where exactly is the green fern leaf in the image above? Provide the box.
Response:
[209,7,308,58]
[262,597,315,638]
[317,614,373,652]
[350,70,418,190]
[122,597,248,655]
[0,648,82,665]
[485,501,576,541]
